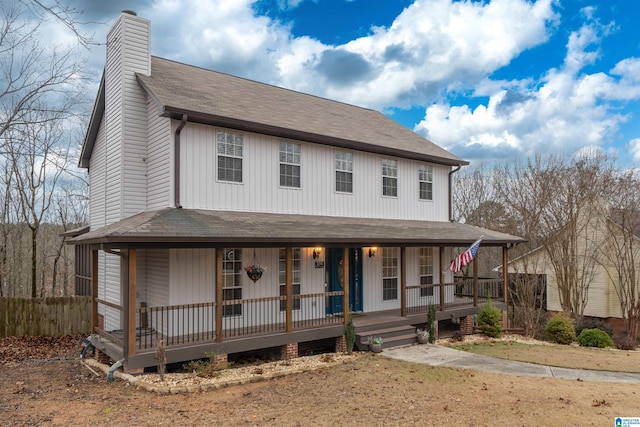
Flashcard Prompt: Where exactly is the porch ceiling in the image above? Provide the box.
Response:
[71,208,525,249]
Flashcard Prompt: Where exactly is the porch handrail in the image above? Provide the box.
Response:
[134,290,344,350]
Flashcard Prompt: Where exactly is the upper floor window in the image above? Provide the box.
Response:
[419,247,434,297]
[419,165,433,201]
[382,159,397,197]
[279,248,301,311]
[217,132,243,183]
[279,142,301,188]
[335,151,353,193]
[382,247,398,301]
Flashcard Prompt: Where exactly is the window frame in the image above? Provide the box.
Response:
[419,164,433,201]
[217,131,243,183]
[279,248,301,311]
[222,248,243,317]
[419,247,434,297]
[335,151,354,193]
[382,247,398,301]
[382,159,398,197]
[279,142,301,188]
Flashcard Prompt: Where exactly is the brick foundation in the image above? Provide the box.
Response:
[95,350,110,364]
[124,366,144,375]
[433,320,439,340]
[502,310,508,330]
[460,315,474,335]
[213,353,228,364]
[280,343,298,360]
[335,335,347,353]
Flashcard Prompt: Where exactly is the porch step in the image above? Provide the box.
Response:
[355,325,417,352]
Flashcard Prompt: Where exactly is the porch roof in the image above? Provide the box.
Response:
[71,208,525,249]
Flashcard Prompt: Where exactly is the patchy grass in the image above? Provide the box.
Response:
[447,339,640,373]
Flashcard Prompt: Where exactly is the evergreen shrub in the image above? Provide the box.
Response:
[544,313,575,345]
[577,328,614,348]
[478,299,503,338]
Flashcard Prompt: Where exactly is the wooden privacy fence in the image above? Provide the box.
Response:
[0,297,91,337]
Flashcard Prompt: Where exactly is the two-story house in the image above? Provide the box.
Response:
[73,11,524,371]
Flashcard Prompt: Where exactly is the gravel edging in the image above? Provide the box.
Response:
[83,353,359,394]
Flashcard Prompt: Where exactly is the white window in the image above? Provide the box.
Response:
[382,247,398,301]
[419,247,434,297]
[279,248,301,311]
[419,165,433,201]
[382,159,397,197]
[217,132,243,183]
[222,248,242,316]
[335,151,353,193]
[279,142,301,188]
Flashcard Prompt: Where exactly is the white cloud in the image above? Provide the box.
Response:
[414,14,640,163]
[630,138,640,163]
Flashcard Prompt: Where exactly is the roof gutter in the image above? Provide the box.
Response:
[448,165,462,222]
[174,115,188,208]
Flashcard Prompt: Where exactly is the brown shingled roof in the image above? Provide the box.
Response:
[72,208,525,248]
[134,56,467,166]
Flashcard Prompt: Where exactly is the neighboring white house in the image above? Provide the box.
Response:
[507,204,640,336]
[73,11,524,370]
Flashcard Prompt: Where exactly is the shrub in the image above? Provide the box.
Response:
[544,313,575,345]
[478,299,503,338]
[575,317,613,338]
[344,316,355,354]
[614,335,639,350]
[577,328,614,348]
[427,305,437,344]
[184,353,229,378]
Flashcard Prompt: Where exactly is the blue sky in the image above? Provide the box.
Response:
[61,0,640,167]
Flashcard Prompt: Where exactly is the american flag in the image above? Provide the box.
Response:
[449,238,482,273]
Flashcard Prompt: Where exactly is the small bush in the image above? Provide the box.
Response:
[478,299,503,338]
[614,335,639,350]
[185,353,230,378]
[544,313,575,345]
[577,328,614,348]
[344,316,355,355]
[575,317,613,338]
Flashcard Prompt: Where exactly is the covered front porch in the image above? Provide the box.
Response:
[73,208,523,370]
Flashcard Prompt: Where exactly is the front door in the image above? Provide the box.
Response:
[326,248,363,314]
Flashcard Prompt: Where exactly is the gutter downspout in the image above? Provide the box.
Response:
[107,358,125,383]
[174,115,188,208]
[448,164,462,222]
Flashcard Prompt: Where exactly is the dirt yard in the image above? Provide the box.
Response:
[1,335,639,426]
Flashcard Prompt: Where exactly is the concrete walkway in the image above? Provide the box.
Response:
[382,344,640,384]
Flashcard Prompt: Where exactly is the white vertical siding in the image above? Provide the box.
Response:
[146,102,172,209]
[179,124,451,221]
[144,249,169,307]
[89,119,107,229]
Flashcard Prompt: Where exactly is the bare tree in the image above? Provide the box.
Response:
[599,172,640,338]
[0,0,87,298]
[8,115,69,297]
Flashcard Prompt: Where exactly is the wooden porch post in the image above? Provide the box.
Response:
[127,249,137,357]
[473,252,479,307]
[285,247,293,333]
[439,246,445,312]
[91,249,99,332]
[400,247,407,317]
[215,249,223,343]
[342,247,349,320]
[502,246,508,304]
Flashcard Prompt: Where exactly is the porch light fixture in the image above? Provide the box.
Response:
[313,247,322,259]
[368,247,377,258]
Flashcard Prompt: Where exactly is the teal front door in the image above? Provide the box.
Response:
[326,248,363,314]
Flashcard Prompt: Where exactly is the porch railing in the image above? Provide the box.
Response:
[119,279,504,351]
[135,291,344,350]
[406,279,504,314]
